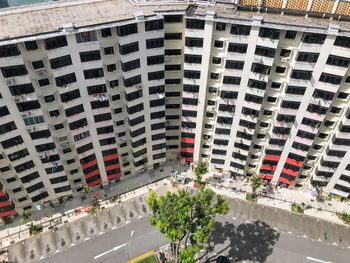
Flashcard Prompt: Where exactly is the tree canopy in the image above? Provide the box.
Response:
[147,186,228,263]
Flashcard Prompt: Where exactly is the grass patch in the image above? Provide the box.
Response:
[137,255,158,263]
[246,193,257,202]
[291,203,304,214]
[337,211,350,224]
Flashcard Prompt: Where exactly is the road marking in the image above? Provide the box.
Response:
[94,243,127,260]
[306,256,332,263]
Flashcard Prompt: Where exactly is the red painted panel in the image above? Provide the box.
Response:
[105,163,120,171]
[261,174,273,180]
[263,155,280,161]
[87,179,102,188]
[0,191,7,197]
[282,168,298,177]
[107,173,121,180]
[285,158,303,167]
[181,138,195,144]
[0,200,12,208]
[84,169,100,179]
[103,154,119,162]
[82,159,98,170]
[278,177,294,185]
[180,147,194,153]
[0,210,17,218]
[261,165,277,171]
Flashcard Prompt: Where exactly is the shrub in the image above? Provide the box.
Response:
[291,203,304,214]
[337,211,350,224]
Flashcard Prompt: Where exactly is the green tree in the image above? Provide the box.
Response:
[147,187,228,263]
[21,209,32,224]
[194,162,208,188]
[251,173,262,197]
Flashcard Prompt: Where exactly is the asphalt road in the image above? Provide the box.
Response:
[41,217,350,263]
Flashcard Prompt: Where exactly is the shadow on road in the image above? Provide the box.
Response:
[201,220,280,263]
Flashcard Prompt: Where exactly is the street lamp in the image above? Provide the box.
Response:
[123,230,135,263]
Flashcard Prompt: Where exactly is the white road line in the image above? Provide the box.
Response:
[306,256,332,263]
[94,243,127,260]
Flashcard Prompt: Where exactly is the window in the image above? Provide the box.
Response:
[125,90,142,102]
[0,44,20,58]
[183,84,199,93]
[83,68,104,79]
[1,65,27,78]
[117,23,138,36]
[149,85,165,95]
[129,115,144,126]
[150,98,165,107]
[225,60,244,69]
[285,31,297,39]
[76,31,97,43]
[164,15,182,23]
[326,55,350,68]
[123,75,141,87]
[338,92,349,99]
[245,94,263,104]
[184,54,202,64]
[9,83,35,96]
[38,78,50,87]
[23,116,44,126]
[186,19,205,30]
[281,100,300,109]
[69,118,88,130]
[55,73,77,87]
[17,101,41,112]
[146,38,164,49]
[214,40,223,48]
[87,84,107,95]
[334,36,350,48]
[127,103,144,114]
[50,55,72,69]
[104,47,114,55]
[185,37,203,47]
[280,49,291,57]
[0,122,17,135]
[165,92,180,97]
[65,104,84,117]
[212,57,221,64]
[247,79,266,90]
[313,89,334,100]
[45,36,67,50]
[60,89,80,102]
[296,52,319,63]
[165,64,181,71]
[107,64,116,72]
[291,70,312,80]
[255,46,276,58]
[286,86,306,95]
[119,42,139,55]
[165,49,181,56]
[80,50,101,62]
[25,41,38,51]
[145,19,164,31]
[275,66,286,74]
[230,25,251,35]
[184,70,201,79]
[148,71,164,81]
[183,98,198,105]
[251,63,271,75]
[216,22,226,31]
[228,43,247,53]
[147,55,164,66]
[223,76,241,85]
[32,60,44,70]
[302,33,326,44]
[110,79,118,88]
[151,122,165,131]
[319,73,342,85]
[151,111,165,119]
[164,33,182,40]
[259,28,280,39]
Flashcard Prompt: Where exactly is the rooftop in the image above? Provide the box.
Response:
[0,0,350,43]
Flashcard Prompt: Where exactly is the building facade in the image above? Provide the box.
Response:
[1,0,350,217]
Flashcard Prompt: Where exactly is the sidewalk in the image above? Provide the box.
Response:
[0,162,184,248]
[189,172,350,225]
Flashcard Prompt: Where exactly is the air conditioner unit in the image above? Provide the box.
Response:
[136,84,142,89]
[209,106,215,111]
[21,113,27,118]
[281,57,289,63]
[15,98,20,103]
[166,121,170,125]
[37,69,46,76]
[6,79,16,85]
[27,128,32,133]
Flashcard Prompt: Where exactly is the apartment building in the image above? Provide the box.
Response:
[1,0,350,218]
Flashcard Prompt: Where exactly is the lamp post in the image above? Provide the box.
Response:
[123,230,135,263]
